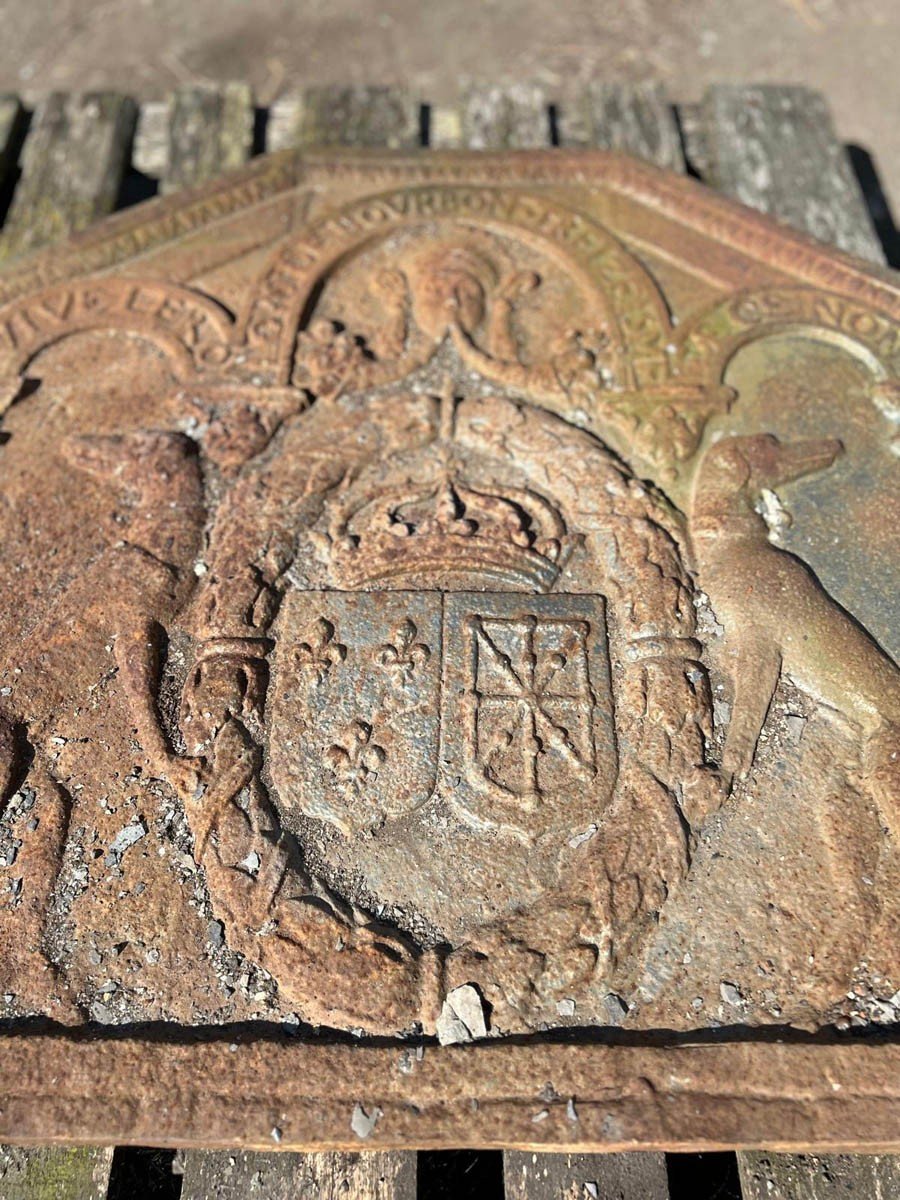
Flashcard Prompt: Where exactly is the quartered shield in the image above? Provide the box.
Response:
[443,592,617,841]
[269,589,617,842]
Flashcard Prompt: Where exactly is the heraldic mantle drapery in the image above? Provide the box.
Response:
[0,148,898,1149]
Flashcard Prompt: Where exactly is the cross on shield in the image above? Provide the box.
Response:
[465,612,597,804]
[443,592,617,840]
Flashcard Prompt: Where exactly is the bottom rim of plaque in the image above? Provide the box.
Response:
[0,1035,898,1151]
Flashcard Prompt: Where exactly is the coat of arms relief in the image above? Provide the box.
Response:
[0,174,898,1038]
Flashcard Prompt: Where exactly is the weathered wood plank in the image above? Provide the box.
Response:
[0,1144,113,1200]
[461,84,550,149]
[296,85,420,149]
[738,1151,900,1198]
[219,81,256,171]
[429,103,463,150]
[162,82,253,194]
[558,81,685,170]
[180,1149,416,1199]
[504,1150,669,1200]
[675,101,710,177]
[164,85,221,194]
[132,98,169,177]
[266,93,303,153]
[699,84,883,262]
[0,91,136,259]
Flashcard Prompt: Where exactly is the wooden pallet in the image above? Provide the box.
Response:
[0,80,895,1200]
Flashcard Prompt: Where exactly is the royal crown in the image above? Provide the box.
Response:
[322,469,569,590]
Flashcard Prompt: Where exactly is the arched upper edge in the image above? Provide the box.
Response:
[0,277,237,402]
[237,184,676,389]
[673,286,900,386]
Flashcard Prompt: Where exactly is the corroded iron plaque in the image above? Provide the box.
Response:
[0,149,899,1150]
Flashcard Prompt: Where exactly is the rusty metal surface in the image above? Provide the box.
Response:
[1,1037,900,1153]
[0,148,898,1146]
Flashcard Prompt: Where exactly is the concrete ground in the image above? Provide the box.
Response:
[4,0,899,219]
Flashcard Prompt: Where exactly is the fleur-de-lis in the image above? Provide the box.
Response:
[325,720,385,796]
[376,618,431,686]
[294,617,347,684]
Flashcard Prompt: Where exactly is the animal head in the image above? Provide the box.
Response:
[691,432,843,532]
[698,432,842,497]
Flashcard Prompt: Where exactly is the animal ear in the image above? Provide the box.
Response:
[706,437,752,490]
[738,435,780,484]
